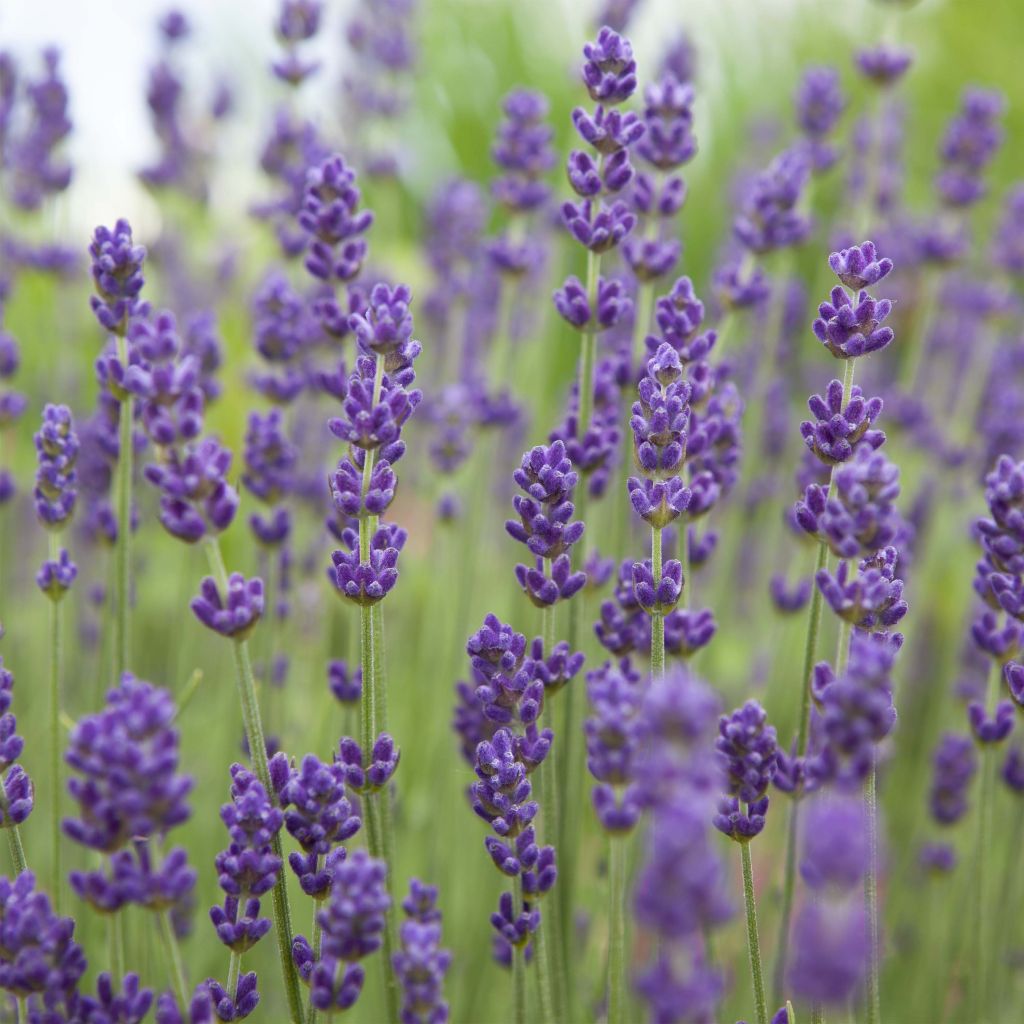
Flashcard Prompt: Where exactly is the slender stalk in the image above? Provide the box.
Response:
[741,839,769,1024]
[109,910,126,983]
[47,531,63,914]
[865,754,882,1024]
[631,281,655,374]
[835,619,852,675]
[512,875,527,1024]
[157,909,190,1011]
[16,997,26,1023]
[113,349,134,677]
[205,539,305,1024]
[680,519,690,610]
[227,951,242,1007]
[6,824,26,874]
[771,797,800,1006]
[973,664,997,1024]
[900,270,939,394]
[537,584,563,1024]
[650,525,665,679]
[607,836,627,1024]
[578,251,601,442]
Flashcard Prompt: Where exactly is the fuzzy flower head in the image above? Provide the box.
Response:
[89,218,146,335]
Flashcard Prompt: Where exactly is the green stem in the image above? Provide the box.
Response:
[109,911,126,983]
[865,755,882,1024]
[650,525,664,679]
[771,797,800,1006]
[741,839,769,1024]
[973,663,997,1024]
[16,996,26,1023]
[608,836,627,1024]
[577,249,602,436]
[836,618,852,675]
[205,539,305,1024]
[512,876,527,1024]
[48,531,63,914]
[533,903,557,1024]
[157,909,190,1011]
[6,824,26,874]
[227,950,242,1007]
[900,270,939,394]
[681,518,690,610]
[113,362,133,678]
[631,281,655,373]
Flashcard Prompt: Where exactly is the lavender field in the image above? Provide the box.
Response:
[0,0,1021,1021]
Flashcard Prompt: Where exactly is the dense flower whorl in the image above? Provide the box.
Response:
[585,659,646,832]
[0,871,86,1009]
[630,343,692,478]
[299,153,373,283]
[714,700,778,841]
[89,218,147,335]
[581,26,638,105]
[318,849,390,962]
[191,573,264,641]
[801,380,884,465]
[393,879,452,1024]
[210,765,283,953]
[34,402,79,528]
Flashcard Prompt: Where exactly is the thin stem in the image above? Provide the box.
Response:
[227,951,242,1007]
[577,249,602,436]
[537,582,563,1023]
[650,525,665,679]
[973,663,997,1024]
[16,997,26,1023]
[771,797,800,1006]
[157,909,190,1011]
[741,839,769,1024]
[109,910,125,984]
[206,539,305,1024]
[6,824,26,874]
[113,363,133,678]
[836,618,852,674]
[631,281,655,374]
[48,531,63,914]
[512,876,527,1024]
[608,836,627,1024]
[865,754,882,1024]
[681,520,690,610]
[900,269,939,394]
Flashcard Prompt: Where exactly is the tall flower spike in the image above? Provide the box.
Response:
[89,219,147,336]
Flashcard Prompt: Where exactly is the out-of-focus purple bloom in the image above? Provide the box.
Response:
[34,403,79,529]
[36,547,77,601]
[855,45,912,87]
[733,148,812,254]
[929,733,976,825]
[796,66,846,172]
[770,574,812,614]
[967,699,1014,745]
[299,154,373,283]
[936,87,1006,208]
[392,879,451,1024]
[328,661,362,705]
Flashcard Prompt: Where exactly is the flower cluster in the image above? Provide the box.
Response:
[506,441,586,607]
[392,880,452,1024]
[64,676,196,914]
[713,700,778,842]
[0,659,32,829]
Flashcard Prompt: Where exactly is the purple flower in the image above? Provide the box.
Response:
[630,344,692,477]
[0,660,32,828]
[36,547,77,601]
[631,559,682,614]
[828,241,893,290]
[801,379,884,464]
[967,700,1014,745]
[936,87,1005,207]
[393,879,452,1024]
[337,733,400,794]
[553,275,632,331]
[318,849,390,962]
[328,525,402,606]
[796,66,846,157]
[210,766,282,953]
[0,871,86,1008]
[770,574,812,614]
[581,27,637,105]
[716,700,778,805]
[815,547,907,631]
[279,754,360,865]
[713,795,769,842]
[855,45,912,86]
[492,88,555,213]
[299,154,373,282]
[80,972,154,1023]
[89,219,146,335]
[664,607,717,659]
[191,574,264,641]
[930,733,976,825]
[789,896,867,1008]
[328,661,362,705]
[34,403,78,529]
[733,148,812,254]
[585,659,646,833]
[490,890,538,951]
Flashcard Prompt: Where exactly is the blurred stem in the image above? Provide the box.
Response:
[973,662,997,1024]
[771,796,800,1006]
[608,835,627,1024]
[512,876,527,1024]
[681,521,690,610]
[900,270,939,394]
[6,824,26,874]
[651,525,664,679]
[578,250,602,436]
[205,538,304,1024]
[865,752,882,1024]
[48,533,62,915]
[631,281,654,375]
[16,997,25,1023]
[533,902,557,1024]
[836,618,852,674]
[113,346,133,677]
[109,910,125,985]
[741,838,769,1024]
[157,908,190,1011]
